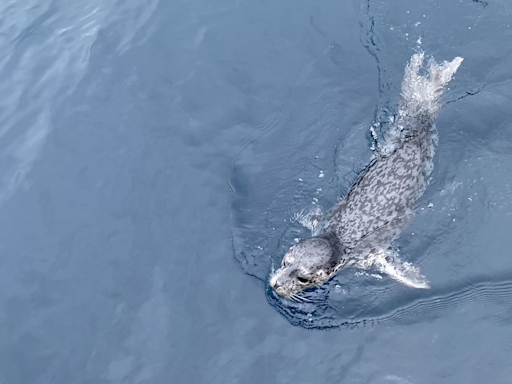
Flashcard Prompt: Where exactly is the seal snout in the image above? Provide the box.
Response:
[270,270,289,297]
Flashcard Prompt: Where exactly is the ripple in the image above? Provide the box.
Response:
[266,272,512,329]
[0,0,158,207]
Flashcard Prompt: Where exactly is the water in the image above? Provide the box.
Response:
[1,0,512,383]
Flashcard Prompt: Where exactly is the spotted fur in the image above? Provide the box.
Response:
[270,52,463,297]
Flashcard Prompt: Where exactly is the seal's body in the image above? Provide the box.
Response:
[270,52,463,298]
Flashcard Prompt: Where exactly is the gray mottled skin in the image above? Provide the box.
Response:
[271,53,463,298]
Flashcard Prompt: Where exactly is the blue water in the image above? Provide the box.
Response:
[1,0,512,383]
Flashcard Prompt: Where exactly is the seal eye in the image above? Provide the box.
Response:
[297,276,309,284]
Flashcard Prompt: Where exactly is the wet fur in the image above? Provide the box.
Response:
[270,52,463,297]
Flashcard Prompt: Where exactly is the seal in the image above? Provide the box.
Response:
[270,52,463,299]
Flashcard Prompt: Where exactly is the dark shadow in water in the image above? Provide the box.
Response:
[228,2,502,329]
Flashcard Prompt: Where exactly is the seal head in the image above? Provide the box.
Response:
[270,234,345,297]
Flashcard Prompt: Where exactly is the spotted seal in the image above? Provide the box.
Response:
[270,52,463,298]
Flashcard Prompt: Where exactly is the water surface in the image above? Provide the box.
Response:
[1,0,512,383]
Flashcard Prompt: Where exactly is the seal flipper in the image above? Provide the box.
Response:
[293,206,324,235]
[371,248,430,289]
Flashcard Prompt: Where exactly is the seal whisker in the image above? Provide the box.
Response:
[292,294,305,302]
[295,294,313,303]
[292,294,307,303]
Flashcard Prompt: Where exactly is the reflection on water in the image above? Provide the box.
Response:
[0,0,158,207]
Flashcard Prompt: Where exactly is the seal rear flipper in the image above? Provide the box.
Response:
[372,248,430,289]
[379,52,463,155]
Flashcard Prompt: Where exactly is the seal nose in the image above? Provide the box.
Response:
[270,274,280,290]
[270,273,289,296]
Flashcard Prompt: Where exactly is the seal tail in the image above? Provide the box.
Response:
[386,52,463,146]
